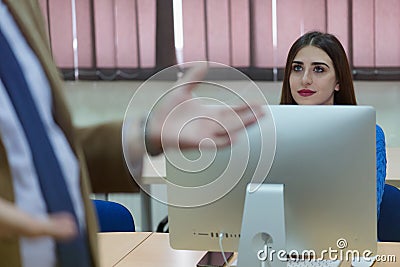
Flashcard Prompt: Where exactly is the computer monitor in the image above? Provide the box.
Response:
[166,105,377,259]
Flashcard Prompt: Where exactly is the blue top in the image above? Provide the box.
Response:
[376,124,387,218]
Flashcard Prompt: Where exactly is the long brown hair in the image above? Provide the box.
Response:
[280,31,357,105]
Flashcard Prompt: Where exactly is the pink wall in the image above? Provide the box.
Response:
[39,0,155,69]
[39,0,400,70]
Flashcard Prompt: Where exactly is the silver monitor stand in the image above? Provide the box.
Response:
[238,183,286,267]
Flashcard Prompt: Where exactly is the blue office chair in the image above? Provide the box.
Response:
[92,199,135,232]
[378,184,400,242]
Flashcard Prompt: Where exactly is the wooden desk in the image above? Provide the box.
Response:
[374,243,400,266]
[98,232,151,267]
[99,232,400,267]
[339,242,400,267]
[116,233,206,267]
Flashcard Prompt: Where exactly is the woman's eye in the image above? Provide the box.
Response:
[292,65,303,72]
[314,66,325,73]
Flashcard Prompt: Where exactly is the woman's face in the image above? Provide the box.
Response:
[289,46,339,105]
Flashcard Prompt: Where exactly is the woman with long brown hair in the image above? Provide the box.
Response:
[280,31,386,219]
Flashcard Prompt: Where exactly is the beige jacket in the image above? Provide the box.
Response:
[0,1,138,266]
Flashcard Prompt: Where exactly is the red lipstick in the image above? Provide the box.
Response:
[297,89,316,97]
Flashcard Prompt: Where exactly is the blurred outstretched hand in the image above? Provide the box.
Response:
[145,63,265,153]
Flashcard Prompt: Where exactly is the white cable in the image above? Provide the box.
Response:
[218,232,231,267]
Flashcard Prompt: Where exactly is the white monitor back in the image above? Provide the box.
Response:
[167,105,377,255]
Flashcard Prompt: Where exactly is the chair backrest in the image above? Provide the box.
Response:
[378,184,400,241]
[92,199,135,232]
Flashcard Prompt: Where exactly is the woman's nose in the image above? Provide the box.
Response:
[302,70,312,85]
